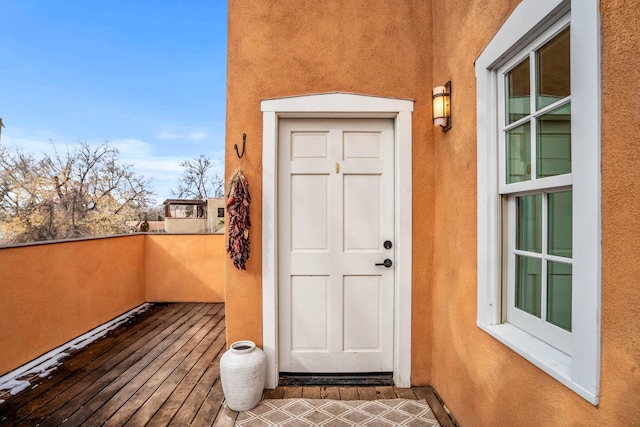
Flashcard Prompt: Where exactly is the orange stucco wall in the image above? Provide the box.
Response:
[0,234,226,376]
[0,236,146,375]
[427,0,640,425]
[145,234,226,302]
[227,0,640,425]
[225,0,434,382]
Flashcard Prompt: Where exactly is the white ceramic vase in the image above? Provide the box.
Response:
[220,340,266,411]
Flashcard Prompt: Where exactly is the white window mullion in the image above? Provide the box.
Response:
[506,195,517,319]
[546,253,572,264]
[531,116,538,183]
[500,174,571,194]
[541,192,549,322]
[497,73,508,189]
[529,51,538,182]
[503,115,533,132]
[532,96,572,118]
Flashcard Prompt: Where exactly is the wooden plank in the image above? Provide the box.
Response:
[414,386,456,427]
[112,309,223,424]
[321,386,340,399]
[6,303,179,421]
[263,387,285,399]
[207,303,225,316]
[145,331,226,426]
[32,304,211,426]
[65,304,214,426]
[161,333,226,426]
[118,313,226,426]
[212,404,238,427]
[302,386,321,399]
[357,387,378,400]
[394,387,418,399]
[167,368,222,426]
[12,303,198,424]
[189,379,227,427]
[375,386,396,399]
[282,386,303,398]
[339,387,359,400]
[167,343,226,426]
[97,317,218,426]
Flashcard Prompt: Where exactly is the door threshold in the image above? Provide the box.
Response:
[279,372,394,386]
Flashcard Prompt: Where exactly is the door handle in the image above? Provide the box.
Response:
[375,259,393,268]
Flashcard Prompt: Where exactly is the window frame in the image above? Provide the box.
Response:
[497,18,572,195]
[499,18,574,355]
[476,0,601,404]
[505,189,573,355]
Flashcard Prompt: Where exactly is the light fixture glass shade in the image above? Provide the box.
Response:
[432,82,451,131]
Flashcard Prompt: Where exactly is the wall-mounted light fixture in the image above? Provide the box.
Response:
[432,81,451,132]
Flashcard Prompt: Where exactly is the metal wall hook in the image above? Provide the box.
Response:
[234,133,246,158]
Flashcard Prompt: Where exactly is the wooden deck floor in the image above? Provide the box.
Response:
[0,303,453,426]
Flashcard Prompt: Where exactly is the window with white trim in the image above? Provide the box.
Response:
[500,21,573,355]
[476,0,600,404]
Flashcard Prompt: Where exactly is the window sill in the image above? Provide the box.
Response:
[476,321,598,404]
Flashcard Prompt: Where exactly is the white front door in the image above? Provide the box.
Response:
[278,118,395,373]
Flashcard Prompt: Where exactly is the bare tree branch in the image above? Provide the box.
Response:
[0,141,155,244]
[171,154,224,200]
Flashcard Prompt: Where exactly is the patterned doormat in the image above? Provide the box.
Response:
[235,398,441,426]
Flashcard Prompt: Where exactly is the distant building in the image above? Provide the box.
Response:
[163,198,224,234]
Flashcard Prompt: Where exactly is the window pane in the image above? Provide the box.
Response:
[537,102,571,178]
[516,194,542,253]
[537,27,570,109]
[516,255,542,318]
[506,122,531,183]
[547,261,572,331]
[506,57,530,124]
[548,191,572,258]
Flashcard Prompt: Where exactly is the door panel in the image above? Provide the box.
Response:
[291,276,329,350]
[278,118,394,373]
[291,175,329,250]
[344,275,382,351]
[344,174,380,250]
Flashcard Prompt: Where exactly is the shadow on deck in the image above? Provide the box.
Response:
[0,303,454,426]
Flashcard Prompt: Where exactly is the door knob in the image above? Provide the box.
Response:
[375,259,393,268]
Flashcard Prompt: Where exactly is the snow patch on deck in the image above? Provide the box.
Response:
[0,303,151,399]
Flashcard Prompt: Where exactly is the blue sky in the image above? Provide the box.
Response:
[0,1,227,203]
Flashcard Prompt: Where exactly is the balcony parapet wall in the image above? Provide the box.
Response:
[0,234,225,376]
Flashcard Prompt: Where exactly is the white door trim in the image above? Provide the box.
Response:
[261,92,414,388]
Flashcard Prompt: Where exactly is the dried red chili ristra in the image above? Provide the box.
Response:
[226,168,251,270]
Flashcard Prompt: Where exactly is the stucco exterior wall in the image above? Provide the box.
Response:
[226,0,434,384]
[0,233,227,376]
[427,0,640,425]
[0,236,146,375]
[227,0,640,425]
[596,0,640,420]
[164,218,208,234]
[145,234,226,302]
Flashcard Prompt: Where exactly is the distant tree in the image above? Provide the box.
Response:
[145,204,165,222]
[172,154,224,200]
[139,216,150,232]
[0,141,154,244]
